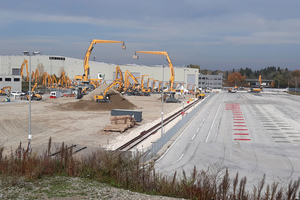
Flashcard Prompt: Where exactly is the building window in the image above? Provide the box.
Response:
[12,68,21,75]
[5,78,11,81]
[0,78,2,81]
[14,78,20,82]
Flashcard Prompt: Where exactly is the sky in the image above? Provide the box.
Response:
[1,0,300,71]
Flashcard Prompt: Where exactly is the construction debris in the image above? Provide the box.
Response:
[103,115,137,133]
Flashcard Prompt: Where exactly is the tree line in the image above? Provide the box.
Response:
[187,65,300,88]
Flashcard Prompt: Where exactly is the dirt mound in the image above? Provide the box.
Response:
[58,92,136,111]
[82,83,109,101]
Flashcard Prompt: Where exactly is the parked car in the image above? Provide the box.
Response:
[11,91,25,96]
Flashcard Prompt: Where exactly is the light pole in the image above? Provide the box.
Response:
[23,51,41,153]
[182,69,189,118]
[161,65,165,137]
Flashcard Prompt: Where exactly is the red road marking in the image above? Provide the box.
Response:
[234,119,244,120]
[234,121,245,123]
[234,133,249,135]
[234,125,247,127]
[234,129,248,131]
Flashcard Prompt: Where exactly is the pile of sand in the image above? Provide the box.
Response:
[57,84,136,111]
[82,83,109,101]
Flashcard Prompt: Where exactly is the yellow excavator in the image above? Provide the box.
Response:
[195,88,205,99]
[23,83,42,100]
[0,86,11,96]
[139,75,151,96]
[20,59,30,81]
[75,39,126,84]
[250,75,262,93]
[123,70,140,95]
[133,51,179,102]
[94,81,122,102]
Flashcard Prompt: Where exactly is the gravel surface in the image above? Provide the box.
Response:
[0,176,185,200]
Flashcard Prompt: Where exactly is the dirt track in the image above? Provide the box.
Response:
[0,90,189,155]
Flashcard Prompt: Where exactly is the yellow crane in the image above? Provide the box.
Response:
[75,39,126,84]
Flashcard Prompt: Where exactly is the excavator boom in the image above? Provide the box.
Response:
[81,39,126,83]
[134,51,175,92]
[21,59,29,81]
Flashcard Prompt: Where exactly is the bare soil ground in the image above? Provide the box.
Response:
[0,88,191,156]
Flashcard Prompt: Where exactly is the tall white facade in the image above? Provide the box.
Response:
[0,55,199,91]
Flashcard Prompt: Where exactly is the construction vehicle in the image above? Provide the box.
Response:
[228,88,237,93]
[195,88,205,99]
[20,59,29,81]
[158,81,163,92]
[133,51,179,102]
[115,66,123,82]
[250,88,262,93]
[139,75,151,96]
[42,72,48,86]
[123,70,140,95]
[22,83,42,100]
[94,81,122,102]
[113,66,124,92]
[75,39,126,85]
[0,86,11,96]
[189,84,195,94]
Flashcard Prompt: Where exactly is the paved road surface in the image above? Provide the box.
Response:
[155,91,300,188]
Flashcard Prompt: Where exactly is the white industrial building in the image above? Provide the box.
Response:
[199,73,224,89]
[0,55,199,92]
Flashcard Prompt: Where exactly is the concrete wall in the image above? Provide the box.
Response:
[0,75,22,92]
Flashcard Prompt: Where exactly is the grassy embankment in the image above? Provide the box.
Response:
[0,138,299,200]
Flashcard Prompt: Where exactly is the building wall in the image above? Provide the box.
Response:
[199,73,223,89]
[0,55,198,90]
[0,75,22,92]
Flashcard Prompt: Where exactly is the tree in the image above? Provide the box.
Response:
[292,70,300,88]
[187,64,200,72]
[227,72,245,87]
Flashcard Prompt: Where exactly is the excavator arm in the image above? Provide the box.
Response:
[94,81,122,102]
[133,51,175,92]
[115,66,123,82]
[21,59,29,81]
[81,39,126,83]
[124,70,139,91]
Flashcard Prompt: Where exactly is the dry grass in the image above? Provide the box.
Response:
[0,138,299,200]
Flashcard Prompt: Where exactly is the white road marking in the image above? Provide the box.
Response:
[192,134,196,140]
[205,102,222,142]
[172,154,184,164]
